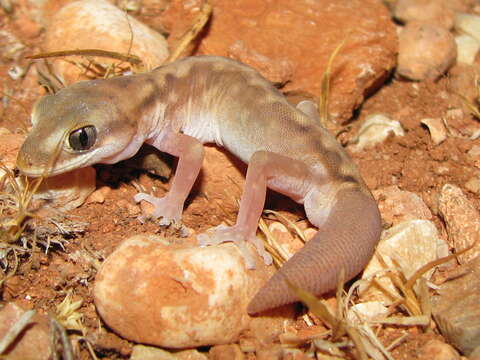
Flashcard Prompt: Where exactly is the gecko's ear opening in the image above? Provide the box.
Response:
[68,125,97,151]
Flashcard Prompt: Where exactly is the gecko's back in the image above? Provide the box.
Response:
[154,56,365,190]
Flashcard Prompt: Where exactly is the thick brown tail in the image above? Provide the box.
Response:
[247,188,382,314]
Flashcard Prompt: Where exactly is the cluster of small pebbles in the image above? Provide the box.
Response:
[394,0,480,80]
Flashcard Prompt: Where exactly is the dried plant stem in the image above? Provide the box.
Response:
[165,0,213,63]
[0,310,35,354]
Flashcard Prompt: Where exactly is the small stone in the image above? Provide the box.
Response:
[432,256,480,357]
[268,222,303,258]
[447,65,480,116]
[455,34,480,65]
[455,13,480,43]
[130,345,175,360]
[352,114,405,151]
[360,220,441,302]
[471,346,480,360]
[0,30,25,62]
[347,301,389,325]
[465,177,480,194]
[116,199,140,216]
[43,0,169,83]
[418,339,460,360]
[130,346,208,360]
[209,344,244,360]
[421,118,448,145]
[397,22,457,81]
[438,184,480,264]
[0,303,51,360]
[176,349,209,360]
[394,0,455,29]
[468,145,480,158]
[86,186,111,204]
[373,186,433,226]
[94,234,289,348]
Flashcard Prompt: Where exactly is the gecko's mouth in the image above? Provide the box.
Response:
[16,151,99,178]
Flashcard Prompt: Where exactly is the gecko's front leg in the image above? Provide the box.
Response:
[198,150,313,269]
[135,130,204,227]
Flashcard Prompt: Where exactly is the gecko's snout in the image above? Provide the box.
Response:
[16,147,34,174]
[16,138,50,177]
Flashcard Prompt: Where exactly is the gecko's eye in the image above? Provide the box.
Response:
[68,126,97,151]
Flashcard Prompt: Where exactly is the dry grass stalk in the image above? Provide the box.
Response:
[318,40,345,127]
[0,309,35,355]
[165,0,213,63]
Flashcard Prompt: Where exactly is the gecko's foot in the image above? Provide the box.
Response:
[134,192,186,234]
[197,224,273,269]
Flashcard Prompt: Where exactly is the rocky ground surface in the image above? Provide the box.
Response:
[1,0,480,359]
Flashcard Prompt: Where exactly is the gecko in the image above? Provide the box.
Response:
[16,56,382,314]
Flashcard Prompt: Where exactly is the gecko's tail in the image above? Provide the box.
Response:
[247,188,382,314]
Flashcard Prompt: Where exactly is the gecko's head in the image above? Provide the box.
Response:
[17,78,140,177]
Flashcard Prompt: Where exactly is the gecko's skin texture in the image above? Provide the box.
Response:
[17,56,382,314]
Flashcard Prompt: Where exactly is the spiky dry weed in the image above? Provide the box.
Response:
[53,291,99,360]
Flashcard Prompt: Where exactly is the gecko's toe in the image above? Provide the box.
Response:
[134,192,184,229]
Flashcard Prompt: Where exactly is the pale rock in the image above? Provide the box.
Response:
[94,234,293,348]
[0,303,51,360]
[438,184,480,264]
[175,349,209,360]
[471,346,480,360]
[249,308,295,344]
[373,186,433,226]
[455,13,480,43]
[130,345,208,360]
[468,145,480,158]
[352,114,405,151]
[346,301,389,325]
[43,0,169,83]
[303,228,317,241]
[394,0,455,29]
[162,0,397,122]
[398,22,457,81]
[465,177,480,194]
[446,65,480,116]
[86,186,112,204]
[116,198,140,216]
[455,34,480,64]
[432,256,480,357]
[255,345,284,360]
[418,339,460,360]
[360,220,441,303]
[130,345,175,360]
[267,222,304,259]
[209,344,244,360]
[421,118,448,145]
[0,30,25,62]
